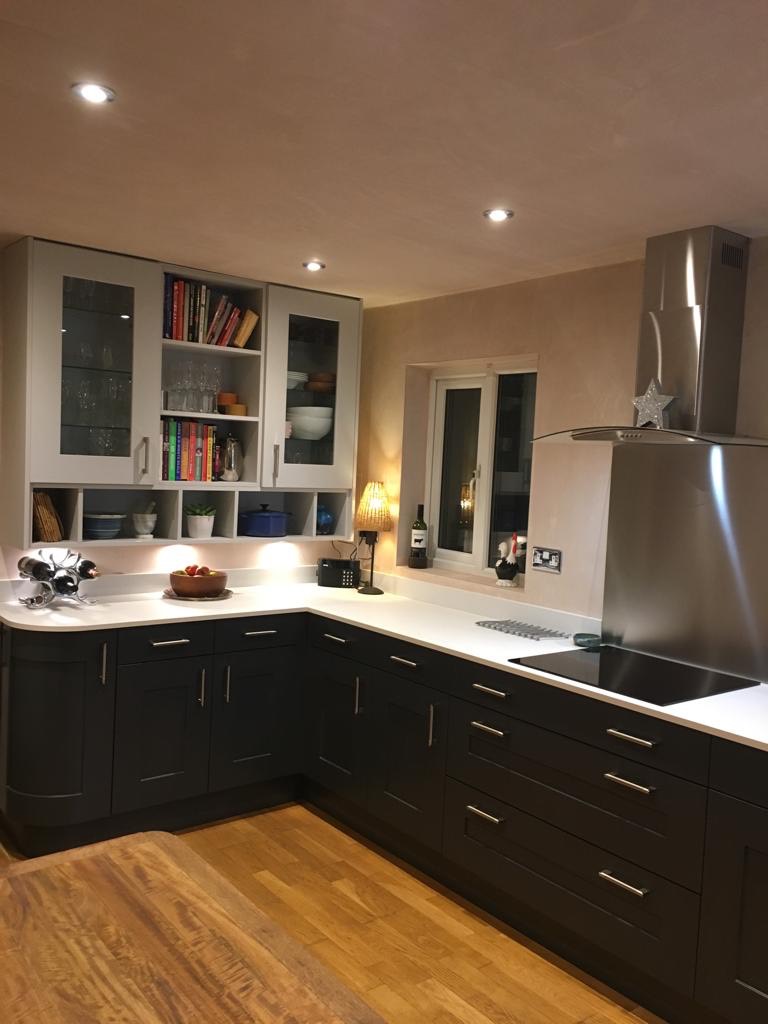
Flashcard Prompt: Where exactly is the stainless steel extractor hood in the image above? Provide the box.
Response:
[536,225,768,447]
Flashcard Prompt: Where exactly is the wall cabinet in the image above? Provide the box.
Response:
[697,792,768,1023]
[262,285,360,489]
[4,629,116,826]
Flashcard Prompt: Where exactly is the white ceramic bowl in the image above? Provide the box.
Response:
[287,406,333,419]
[289,419,332,441]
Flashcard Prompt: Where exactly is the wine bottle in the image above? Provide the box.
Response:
[408,504,428,569]
[77,559,99,579]
[52,572,78,596]
[17,557,54,581]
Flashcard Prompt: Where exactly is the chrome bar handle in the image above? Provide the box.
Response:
[151,638,191,648]
[323,633,347,645]
[224,665,231,705]
[141,436,150,476]
[471,682,507,699]
[606,727,656,749]
[353,676,361,716]
[243,630,278,637]
[470,720,506,738]
[99,641,108,686]
[604,771,654,795]
[273,442,280,484]
[466,804,504,825]
[598,869,648,898]
[390,655,419,669]
[198,668,206,708]
[427,704,436,747]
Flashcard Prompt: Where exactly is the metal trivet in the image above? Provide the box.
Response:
[476,619,571,641]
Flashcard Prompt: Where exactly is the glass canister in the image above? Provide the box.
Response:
[221,434,243,481]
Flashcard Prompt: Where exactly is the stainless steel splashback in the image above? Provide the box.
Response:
[636,226,749,435]
[602,443,768,680]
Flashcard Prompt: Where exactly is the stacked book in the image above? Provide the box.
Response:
[163,275,260,348]
[162,419,219,482]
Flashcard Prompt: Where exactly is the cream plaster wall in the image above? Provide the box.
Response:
[359,242,768,621]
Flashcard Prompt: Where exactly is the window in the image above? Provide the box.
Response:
[426,368,536,573]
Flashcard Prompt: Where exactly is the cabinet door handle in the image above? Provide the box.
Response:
[390,655,419,669]
[99,641,108,686]
[323,633,347,645]
[603,771,654,795]
[598,869,648,898]
[243,629,277,638]
[141,436,150,476]
[606,727,657,749]
[273,442,280,483]
[427,703,436,747]
[224,664,231,704]
[466,804,504,825]
[198,668,206,708]
[151,638,191,648]
[471,682,507,699]
[353,675,361,716]
[470,720,506,738]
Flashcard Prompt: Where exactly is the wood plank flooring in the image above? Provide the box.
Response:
[180,805,668,1024]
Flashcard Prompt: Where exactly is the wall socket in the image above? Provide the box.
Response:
[531,547,562,573]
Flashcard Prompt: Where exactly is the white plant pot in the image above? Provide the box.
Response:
[186,515,215,539]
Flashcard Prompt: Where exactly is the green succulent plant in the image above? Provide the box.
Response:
[185,503,216,517]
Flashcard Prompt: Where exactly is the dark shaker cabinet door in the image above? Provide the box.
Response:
[367,670,447,849]
[112,656,212,814]
[209,648,301,792]
[304,650,368,803]
[6,630,116,826]
[697,792,768,1023]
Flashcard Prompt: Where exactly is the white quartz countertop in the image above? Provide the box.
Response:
[3,582,767,754]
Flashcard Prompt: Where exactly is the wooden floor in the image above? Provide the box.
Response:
[179,805,667,1024]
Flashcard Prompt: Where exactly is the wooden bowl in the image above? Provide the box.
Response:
[169,570,228,598]
[308,372,336,383]
[217,391,238,406]
[305,381,336,393]
[221,403,247,417]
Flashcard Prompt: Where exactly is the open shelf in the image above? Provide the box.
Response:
[162,410,260,424]
[161,339,261,358]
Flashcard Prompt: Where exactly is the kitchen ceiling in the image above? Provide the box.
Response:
[2,1,768,307]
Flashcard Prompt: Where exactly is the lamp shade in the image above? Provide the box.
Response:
[355,481,392,532]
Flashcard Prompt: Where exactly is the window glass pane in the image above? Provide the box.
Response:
[438,387,481,552]
[60,276,133,457]
[487,373,537,567]
[284,313,339,467]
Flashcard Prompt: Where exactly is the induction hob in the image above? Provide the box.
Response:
[512,645,761,706]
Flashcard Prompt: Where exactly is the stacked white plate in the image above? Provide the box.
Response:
[287,405,333,440]
[287,371,309,390]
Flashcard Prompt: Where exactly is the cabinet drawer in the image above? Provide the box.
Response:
[443,779,700,995]
[118,621,215,664]
[710,738,768,809]
[215,613,305,654]
[309,616,375,660]
[448,698,706,889]
[451,660,710,783]
[369,634,453,692]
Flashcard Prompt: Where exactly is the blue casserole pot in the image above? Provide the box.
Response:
[238,504,290,537]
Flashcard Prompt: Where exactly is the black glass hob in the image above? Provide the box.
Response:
[512,645,761,706]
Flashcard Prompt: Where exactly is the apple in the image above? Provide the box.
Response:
[185,564,198,577]
[196,566,211,576]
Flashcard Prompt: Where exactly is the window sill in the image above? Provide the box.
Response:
[394,563,526,596]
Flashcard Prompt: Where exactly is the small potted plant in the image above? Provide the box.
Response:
[185,503,216,539]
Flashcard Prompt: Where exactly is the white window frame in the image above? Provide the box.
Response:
[425,361,537,575]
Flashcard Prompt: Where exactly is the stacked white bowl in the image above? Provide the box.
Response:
[287,405,333,440]
[287,371,309,390]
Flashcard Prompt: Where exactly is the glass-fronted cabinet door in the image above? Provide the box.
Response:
[262,286,361,489]
[29,242,162,485]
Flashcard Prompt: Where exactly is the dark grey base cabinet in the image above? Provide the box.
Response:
[4,629,116,826]
[697,793,768,1023]
[113,655,213,814]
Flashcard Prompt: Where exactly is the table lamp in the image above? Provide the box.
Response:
[355,481,392,596]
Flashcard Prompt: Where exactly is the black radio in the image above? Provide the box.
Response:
[316,558,361,588]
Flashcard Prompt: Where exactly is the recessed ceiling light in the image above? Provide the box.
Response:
[120,314,130,320]
[71,82,116,104]
[302,260,326,272]
[483,208,514,222]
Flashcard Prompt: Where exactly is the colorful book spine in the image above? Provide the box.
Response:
[162,419,169,479]
[163,275,173,338]
[171,281,180,339]
[205,294,228,343]
[168,420,177,481]
[217,307,241,347]
[232,309,259,349]
[206,426,215,481]
[194,424,204,481]
[182,283,190,341]
[180,421,189,480]
[175,421,182,481]
[197,285,207,343]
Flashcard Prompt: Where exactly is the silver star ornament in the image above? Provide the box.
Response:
[633,378,675,429]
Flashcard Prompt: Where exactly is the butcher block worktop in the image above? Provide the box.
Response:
[0,830,383,1024]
